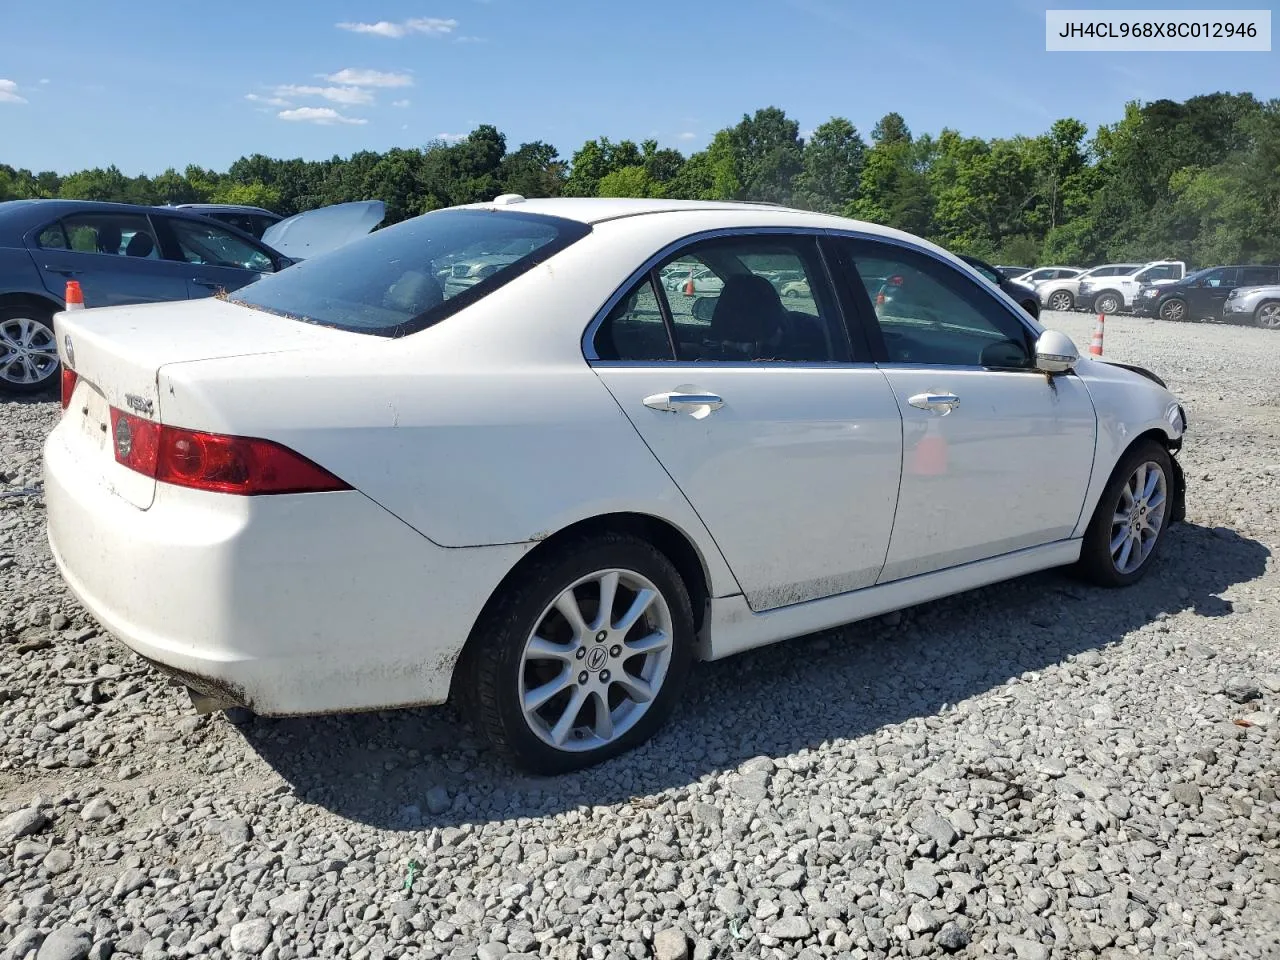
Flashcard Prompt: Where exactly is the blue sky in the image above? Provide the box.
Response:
[1,0,1275,175]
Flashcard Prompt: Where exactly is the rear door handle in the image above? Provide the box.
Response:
[643,392,724,418]
[191,278,222,288]
[908,392,960,413]
[44,266,81,276]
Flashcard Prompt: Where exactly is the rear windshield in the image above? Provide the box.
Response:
[230,208,590,336]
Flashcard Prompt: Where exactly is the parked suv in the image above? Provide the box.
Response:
[1037,263,1142,312]
[1009,266,1082,285]
[1140,264,1280,322]
[1078,260,1186,315]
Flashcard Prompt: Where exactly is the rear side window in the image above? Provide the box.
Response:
[1239,266,1277,286]
[39,214,160,259]
[231,209,590,336]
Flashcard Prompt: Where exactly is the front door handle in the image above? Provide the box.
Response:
[643,392,724,418]
[908,392,960,414]
[45,266,81,277]
[191,278,222,288]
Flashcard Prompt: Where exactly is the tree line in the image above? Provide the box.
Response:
[3,92,1277,268]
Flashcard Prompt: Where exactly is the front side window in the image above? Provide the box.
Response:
[844,241,1034,369]
[1200,267,1238,288]
[232,209,590,336]
[1026,268,1056,282]
[53,214,160,259]
[169,219,275,273]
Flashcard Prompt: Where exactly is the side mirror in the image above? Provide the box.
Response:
[1035,329,1079,374]
[691,296,716,322]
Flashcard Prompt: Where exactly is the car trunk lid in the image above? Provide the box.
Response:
[261,200,385,261]
[54,297,346,509]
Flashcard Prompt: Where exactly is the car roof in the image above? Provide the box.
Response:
[172,203,280,217]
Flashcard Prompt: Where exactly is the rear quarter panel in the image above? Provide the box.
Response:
[0,245,59,305]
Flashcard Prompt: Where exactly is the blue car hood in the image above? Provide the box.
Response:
[262,200,385,261]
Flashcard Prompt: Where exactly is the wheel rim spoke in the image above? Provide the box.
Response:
[524,669,572,712]
[1146,492,1165,512]
[613,588,656,633]
[554,590,589,640]
[590,690,614,740]
[1141,468,1159,500]
[593,571,619,631]
[613,671,654,704]
[1117,536,1135,571]
[548,686,589,746]
[1111,460,1168,575]
[625,630,670,656]
[1109,527,1129,554]
[525,635,576,663]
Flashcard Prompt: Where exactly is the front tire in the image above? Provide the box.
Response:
[1159,298,1187,322]
[1255,301,1280,330]
[0,305,60,395]
[459,533,694,774]
[1074,440,1174,588]
[1093,292,1122,316]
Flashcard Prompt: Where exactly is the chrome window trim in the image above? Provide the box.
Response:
[581,225,1043,365]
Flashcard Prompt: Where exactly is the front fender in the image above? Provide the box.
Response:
[1071,357,1185,538]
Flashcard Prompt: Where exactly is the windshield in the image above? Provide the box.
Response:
[231,208,590,336]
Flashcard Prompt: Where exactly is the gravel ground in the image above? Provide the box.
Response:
[1,311,1277,960]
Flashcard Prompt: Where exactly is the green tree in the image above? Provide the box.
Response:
[793,117,865,213]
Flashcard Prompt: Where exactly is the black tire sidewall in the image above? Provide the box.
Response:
[1160,299,1185,322]
[462,534,695,775]
[1094,293,1120,315]
[0,304,59,395]
[1077,441,1174,588]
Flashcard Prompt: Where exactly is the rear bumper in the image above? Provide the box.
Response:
[44,424,528,715]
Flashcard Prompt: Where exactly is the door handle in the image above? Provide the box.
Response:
[191,278,222,288]
[45,267,81,276]
[643,392,724,417]
[908,392,960,414]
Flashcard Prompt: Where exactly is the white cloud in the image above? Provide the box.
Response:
[454,35,486,43]
[276,84,374,105]
[336,17,456,38]
[0,79,27,104]
[392,99,411,108]
[324,68,413,88]
[246,93,294,107]
[678,131,696,140]
[39,78,50,84]
[436,132,467,143]
[278,106,367,126]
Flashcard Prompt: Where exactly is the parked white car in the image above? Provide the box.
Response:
[44,197,1189,773]
[1036,263,1143,312]
[1078,260,1186,315]
[1009,266,1082,285]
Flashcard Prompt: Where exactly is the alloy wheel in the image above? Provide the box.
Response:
[1257,303,1280,329]
[1048,291,1072,311]
[1160,299,1186,322]
[1109,461,1168,575]
[518,568,674,752]
[1096,294,1120,315]
[0,316,58,387]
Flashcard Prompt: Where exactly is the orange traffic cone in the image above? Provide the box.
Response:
[683,270,695,297]
[65,280,85,310]
[1089,312,1105,356]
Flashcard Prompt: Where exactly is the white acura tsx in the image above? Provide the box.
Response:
[44,197,1188,773]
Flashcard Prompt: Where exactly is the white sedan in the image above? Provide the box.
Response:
[44,197,1189,773]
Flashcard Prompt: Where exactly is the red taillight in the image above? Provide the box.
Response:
[110,409,350,496]
[60,369,78,410]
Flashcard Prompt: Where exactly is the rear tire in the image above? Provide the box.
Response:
[0,304,59,395]
[1047,290,1074,312]
[458,533,694,774]
[1074,440,1174,588]
[1255,300,1280,330]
